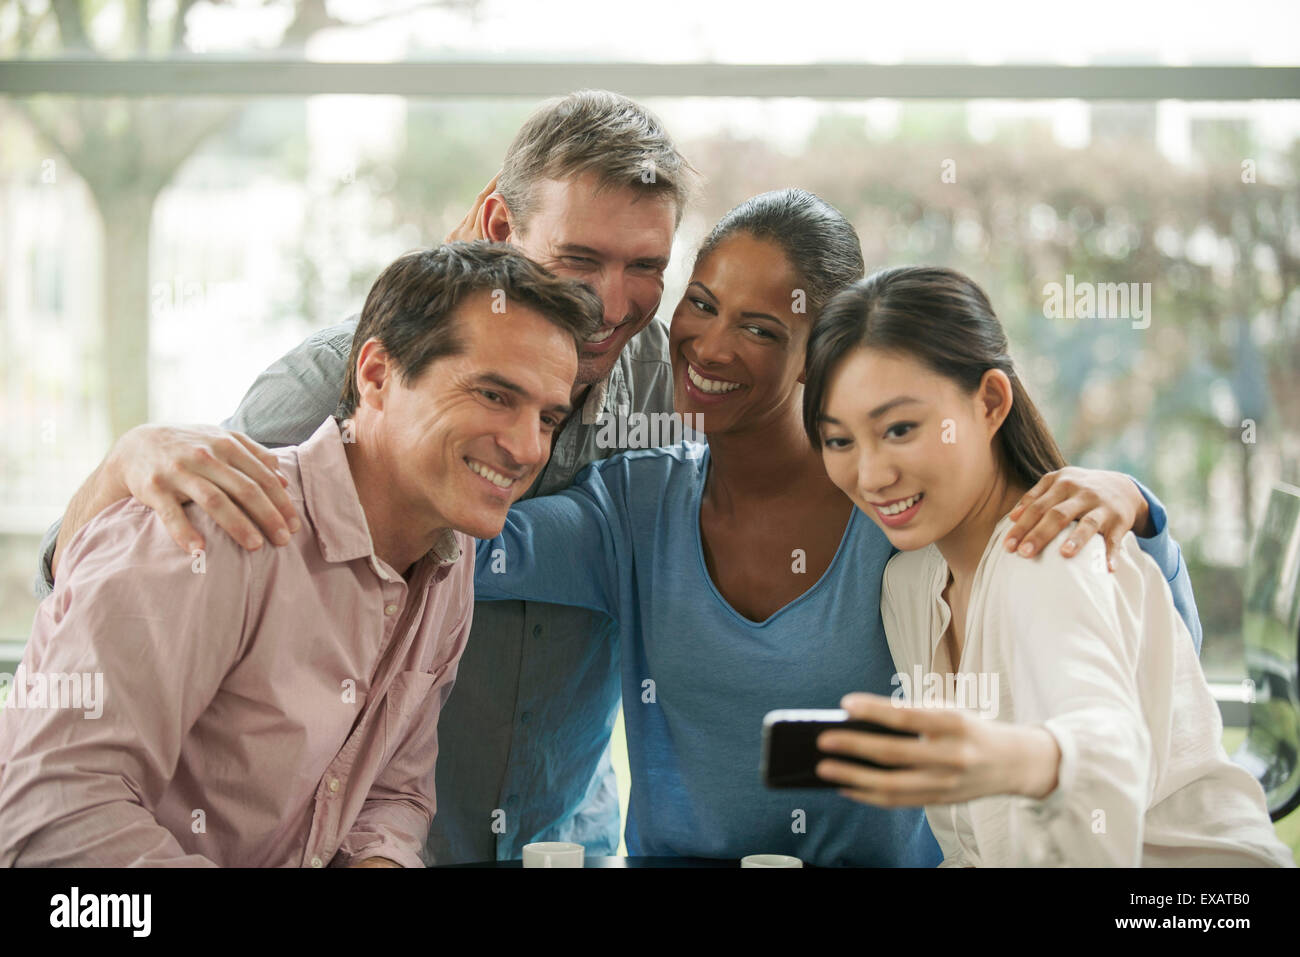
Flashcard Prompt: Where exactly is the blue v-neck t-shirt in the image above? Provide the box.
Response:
[474,441,1199,866]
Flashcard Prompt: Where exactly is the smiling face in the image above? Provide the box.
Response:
[357,290,580,541]
[511,172,677,390]
[817,346,1011,552]
[668,232,812,436]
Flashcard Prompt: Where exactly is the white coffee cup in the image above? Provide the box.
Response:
[522,842,585,868]
[741,854,803,868]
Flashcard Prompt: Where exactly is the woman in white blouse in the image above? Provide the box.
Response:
[802,265,1293,867]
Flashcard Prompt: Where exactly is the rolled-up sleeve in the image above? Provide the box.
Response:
[32,515,60,600]
[334,603,473,869]
[0,502,253,866]
[1129,477,1203,655]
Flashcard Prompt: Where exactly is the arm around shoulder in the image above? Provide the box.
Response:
[473,457,634,620]
[1127,477,1203,655]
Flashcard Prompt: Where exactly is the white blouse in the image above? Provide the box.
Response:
[881,515,1294,867]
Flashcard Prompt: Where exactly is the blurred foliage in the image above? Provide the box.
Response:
[371,104,1299,532]
[2,5,1296,674]
[301,100,531,322]
[2,0,482,436]
[358,103,1298,673]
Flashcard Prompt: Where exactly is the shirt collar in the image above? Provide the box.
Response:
[579,360,629,426]
[427,527,463,566]
[297,417,463,569]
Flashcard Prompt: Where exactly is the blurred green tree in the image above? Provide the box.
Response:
[2,0,482,438]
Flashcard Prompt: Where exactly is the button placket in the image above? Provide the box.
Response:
[309,728,366,865]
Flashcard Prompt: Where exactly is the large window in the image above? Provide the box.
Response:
[3,1,1298,677]
[3,0,1299,866]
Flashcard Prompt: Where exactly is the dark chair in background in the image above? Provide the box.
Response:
[1232,482,1300,821]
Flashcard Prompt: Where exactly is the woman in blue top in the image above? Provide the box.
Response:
[474,189,1201,866]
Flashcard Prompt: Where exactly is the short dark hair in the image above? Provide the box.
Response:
[803,266,1068,490]
[498,89,699,231]
[338,241,603,418]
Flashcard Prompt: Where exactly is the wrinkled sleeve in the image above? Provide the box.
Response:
[32,515,59,600]
[335,602,473,869]
[473,460,630,622]
[1129,477,1202,655]
[222,321,355,449]
[0,504,252,866]
[986,537,1152,867]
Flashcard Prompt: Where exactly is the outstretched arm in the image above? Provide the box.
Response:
[36,322,355,598]
[475,461,630,621]
[46,426,294,586]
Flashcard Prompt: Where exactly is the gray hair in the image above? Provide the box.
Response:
[498,89,699,231]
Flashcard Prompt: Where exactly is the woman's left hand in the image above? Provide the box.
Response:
[815,693,1060,807]
[1002,466,1152,571]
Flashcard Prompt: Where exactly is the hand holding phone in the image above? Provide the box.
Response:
[760,708,918,788]
[807,693,1063,808]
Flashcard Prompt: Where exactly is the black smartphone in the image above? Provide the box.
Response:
[760,708,918,788]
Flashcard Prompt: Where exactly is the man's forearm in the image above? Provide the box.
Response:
[50,459,125,580]
[3,801,219,868]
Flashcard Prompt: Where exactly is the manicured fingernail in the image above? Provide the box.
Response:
[188,540,203,553]
[247,534,264,549]
[1005,537,1018,551]
[289,518,301,533]
[274,529,290,546]
[1018,542,1035,556]
[1063,540,1077,554]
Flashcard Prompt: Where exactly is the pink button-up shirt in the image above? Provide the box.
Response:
[0,417,474,867]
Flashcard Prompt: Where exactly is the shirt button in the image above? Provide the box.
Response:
[310,856,323,868]
[520,711,532,724]
[532,624,542,638]
[506,795,519,807]
[384,603,398,616]
[328,778,340,793]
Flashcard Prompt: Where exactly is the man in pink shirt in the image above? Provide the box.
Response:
[0,242,601,867]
